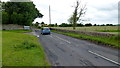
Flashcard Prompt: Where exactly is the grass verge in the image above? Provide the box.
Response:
[3,29,32,33]
[0,31,2,67]
[2,30,50,66]
[96,30,120,33]
[52,30,119,48]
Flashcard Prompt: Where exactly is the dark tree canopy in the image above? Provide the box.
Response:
[2,2,43,26]
[41,22,45,25]
[85,23,92,26]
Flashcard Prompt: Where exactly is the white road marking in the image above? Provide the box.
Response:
[54,35,71,44]
[49,35,58,41]
[88,50,120,66]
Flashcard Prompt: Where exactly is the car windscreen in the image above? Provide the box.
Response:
[43,28,50,30]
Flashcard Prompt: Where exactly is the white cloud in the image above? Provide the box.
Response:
[1,0,119,25]
[33,0,119,25]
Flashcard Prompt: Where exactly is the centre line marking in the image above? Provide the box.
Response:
[53,35,71,44]
[88,50,120,66]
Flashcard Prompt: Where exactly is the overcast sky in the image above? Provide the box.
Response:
[1,0,119,25]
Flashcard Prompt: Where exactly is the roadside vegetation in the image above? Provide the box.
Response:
[2,30,50,66]
[0,31,2,67]
[52,26,119,33]
[52,30,119,48]
[4,29,32,33]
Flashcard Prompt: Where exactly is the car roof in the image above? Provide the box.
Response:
[43,27,49,28]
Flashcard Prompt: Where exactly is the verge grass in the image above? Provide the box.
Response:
[4,29,32,33]
[52,30,119,48]
[0,31,2,67]
[2,30,50,66]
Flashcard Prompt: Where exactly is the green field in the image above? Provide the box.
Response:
[52,30,119,48]
[0,31,2,67]
[4,29,32,33]
[2,30,50,66]
[52,26,119,33]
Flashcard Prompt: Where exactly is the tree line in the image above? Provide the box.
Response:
[51,23,117,27]
[34,22,117,27]
[2,2,43,26]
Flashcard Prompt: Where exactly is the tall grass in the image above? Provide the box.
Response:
[52,30,119,48]
[0,31,2,67]
[53,26,119,32]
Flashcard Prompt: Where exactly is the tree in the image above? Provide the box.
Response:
[77,23,84,27]
[41,22,44,25]
[106,24,113,26]
[100,24,105,26]
[68,16,73,24]
[68,0,87,29]
[2,2,43,25]
[55,23,58,27]
[41,22,45,27]
[93,24,97,26]
[35,22,39,27]
[50,24,54,27]
[59,23,69,27]
[85,23,92,26]
[2,11,9,24]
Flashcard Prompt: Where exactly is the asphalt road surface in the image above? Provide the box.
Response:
[34,29,119,66]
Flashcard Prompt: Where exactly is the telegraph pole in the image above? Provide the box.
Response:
[49,5,51,28]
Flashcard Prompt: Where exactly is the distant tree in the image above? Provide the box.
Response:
[85,23,92,26]
[77,23,84,27]
[41,22,44,25]
[44,24,49,27]
[68,0,87,29]
[55,23,58,27]
[41,22,45,27]
[106,24,113,26]
[2,11,9,24]
[50,24,55,27]
[97,24,100,26]
[68,24,72,27]
[59,23,69,27]
[35,22,39,27]
[93,24,97,26]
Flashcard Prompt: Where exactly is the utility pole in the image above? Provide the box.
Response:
[49,5,51,28]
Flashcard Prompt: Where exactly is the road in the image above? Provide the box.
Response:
[34,29,119,66]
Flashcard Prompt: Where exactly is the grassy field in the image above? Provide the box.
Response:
[52,26,119,33]
[4,29,32,33]
[52,30,119,48]
[2,30,50,66]
[0,31,2,67]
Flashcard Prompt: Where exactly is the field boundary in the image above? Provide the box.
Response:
[51,28,118,37]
